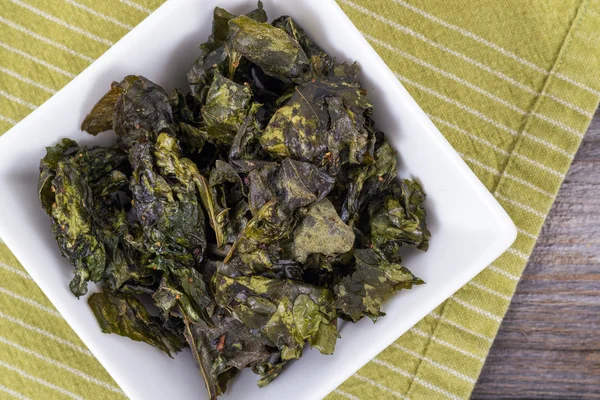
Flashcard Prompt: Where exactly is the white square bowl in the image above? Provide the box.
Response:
[0,0,516,399]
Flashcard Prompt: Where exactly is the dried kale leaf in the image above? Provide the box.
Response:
[292,198,354,263]
[228,15,311,84]
[39,4,432,398]
[88,292,185,356]
[182,307,278,399]
[214,272,338,360]
[260,76,372,167]
[271,15,333,77]
[202,71,252,141]
[38,141,129,297]
[81,82,125,135]
[187,2,268,103]
[334,249,424,322]
[368,179,430,261]
[114,75,175,149]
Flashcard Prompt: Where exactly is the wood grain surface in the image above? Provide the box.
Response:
[471,109,600,399]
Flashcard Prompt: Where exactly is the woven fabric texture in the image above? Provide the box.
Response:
[1,0,599,399]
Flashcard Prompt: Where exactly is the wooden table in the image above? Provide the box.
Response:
[471,110,600,399]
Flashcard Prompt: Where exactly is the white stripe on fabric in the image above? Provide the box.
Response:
[0,90,37,110]
[0,383,31,400]
[8,0,114,46]
[364,33,527,115]
[334,389,360,400]
[340,0,590,115]
[119,0,152,15]
[517,227,538,240]
[522,132,574,159]
[507,247,530,262]
[468,281,512,301]
[0,41,76,78]
[0,16,93,62]
[503,173,555,199]
[458,152,502,176]
[353,373,409,400]
[359,4,589,135]
[63,0,135,30]
[0,286,62,318]
[0,359,85,400]
[0,335,124,394]
[341,0,534,93]
[488,264,521,281]
[460,151,556,199]
[431,115,510,156]
[0,113,18,125]
[0,261,32,280]
[532,112,586,138]
[431,110,574,161]
[450,297,503,322]
[411,327,486,362]
[394,72,522,136]
[390,0,600,96]
[545,92,595,118]
[430,313,494,342]
[512,153,565,178]
[543,92,595,118]
[495,193,548,218]
[0,66,57,94]
[391,344,477,383]
[371,359,463,400]
[552,71,600,96]
[0,310,93,357]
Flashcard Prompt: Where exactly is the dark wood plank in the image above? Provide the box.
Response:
[471,108,600,400]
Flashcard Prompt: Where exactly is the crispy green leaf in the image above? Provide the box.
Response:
[214,273,338,359]
[81,81,125,135]
[202,72,252,138]
[260,77,371,165]
[182,306,275,399]
[228,16,311,84]
[88,292,185,356]
[292,198,355,263]
[113,75,175,149]
[369,179,430,261]
[334,249,423,322]
[271,15,333,77]
[129,134,207,267]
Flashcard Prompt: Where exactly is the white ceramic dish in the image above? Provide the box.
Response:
[0,0,516,399]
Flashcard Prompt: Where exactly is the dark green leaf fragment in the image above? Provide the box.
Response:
[292,198,354,263]
[214,273,338,359]
[342,139,397,223]
[38,141,129,297]
[202,72,252,141]
[260,77,372,166]
[129,133,207,267]
[88,291,185,356]
[369,179,430,261]
[271,16,333,77]
[228,15,311,84]
[113,75,175,149]
[334,249,423,322]
[187,2,268,102]
[81,81,124,135]
[182,306,277,399]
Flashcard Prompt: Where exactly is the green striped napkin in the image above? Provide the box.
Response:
[1,0,599,399]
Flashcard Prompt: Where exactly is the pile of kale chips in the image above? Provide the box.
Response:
[38,3,430,398]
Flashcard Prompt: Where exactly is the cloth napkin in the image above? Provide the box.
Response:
[1,0,599,399]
